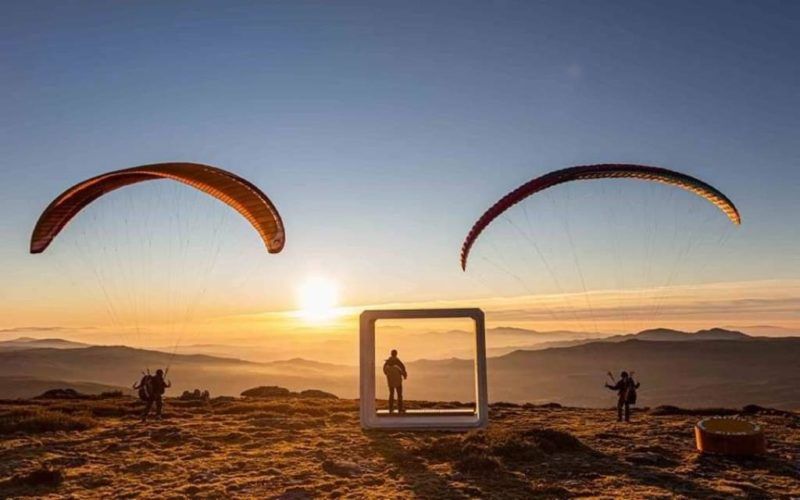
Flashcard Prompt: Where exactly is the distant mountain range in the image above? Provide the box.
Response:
[0,328,797,409]
[453,326,752,357]
[723,325,800,337]
[604,327,750,342]
[0,337,90,351]
[424,337,800,409]
[0,346,356,400]
[151,326,782,362]
[0,376,129,399]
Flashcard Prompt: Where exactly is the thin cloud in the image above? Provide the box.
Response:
[216,279,800,336]
[0,326,96,334]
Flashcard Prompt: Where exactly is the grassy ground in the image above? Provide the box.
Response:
[0,396,797,498]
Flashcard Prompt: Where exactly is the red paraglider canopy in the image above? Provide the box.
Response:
[460,164,740,270]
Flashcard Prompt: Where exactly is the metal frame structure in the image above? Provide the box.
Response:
[359,308,488,430]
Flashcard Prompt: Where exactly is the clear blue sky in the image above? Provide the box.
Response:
[2,1,799,328]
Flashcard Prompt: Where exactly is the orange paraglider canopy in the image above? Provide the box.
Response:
[30,162,285,254]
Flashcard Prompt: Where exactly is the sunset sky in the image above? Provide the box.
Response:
[2,1,799,344]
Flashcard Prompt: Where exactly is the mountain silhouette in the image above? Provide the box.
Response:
[0,332,797,408]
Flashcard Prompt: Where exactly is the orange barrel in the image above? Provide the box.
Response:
[695,417,766,456]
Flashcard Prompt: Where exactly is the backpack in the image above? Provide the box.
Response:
[383,361,403,388]
[625,379,637,405]
[138,375,153,402]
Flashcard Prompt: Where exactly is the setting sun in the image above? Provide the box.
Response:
[296,277,340,322]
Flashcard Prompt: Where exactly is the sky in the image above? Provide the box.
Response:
[1,1,799,343]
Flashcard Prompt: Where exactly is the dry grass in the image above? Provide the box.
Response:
[0,397,796,498]
[0,407,96,435]
[418,426,595,477]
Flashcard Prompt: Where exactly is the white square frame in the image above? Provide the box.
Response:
[360,308,489,430]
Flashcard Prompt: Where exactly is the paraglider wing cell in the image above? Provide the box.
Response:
[30,163,285,254]
[460,164,740,270]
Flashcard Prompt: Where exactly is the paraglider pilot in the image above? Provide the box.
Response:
[135,369,171,422]
[606,371,639,422]
[383,350,407,414]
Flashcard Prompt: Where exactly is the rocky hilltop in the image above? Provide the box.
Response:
[0,394,797,498]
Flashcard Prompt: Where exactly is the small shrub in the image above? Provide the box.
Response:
[179,389,210,401]
[455,452,501,474]
[35,388,87,400]
[517,428,590,454]
[211,396,236,404]
[14,467,64,488]
[299,389,338,399]
[328,412,352,423]
[98,390,125,399]
[491,402,520,408]
[523,402,562,409]
[240,386,292,398]
[740,404,795,416]
[489,432,546,462]
[89,403,131,418]
[649,406,738,416]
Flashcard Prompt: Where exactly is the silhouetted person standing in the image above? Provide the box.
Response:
[606,371,639,422]
[383,349,407,414]
[142,369,171,422]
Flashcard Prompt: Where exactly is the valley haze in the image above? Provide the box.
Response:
[1,327,798,409]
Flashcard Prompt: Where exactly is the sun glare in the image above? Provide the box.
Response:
[297,277,340,322]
